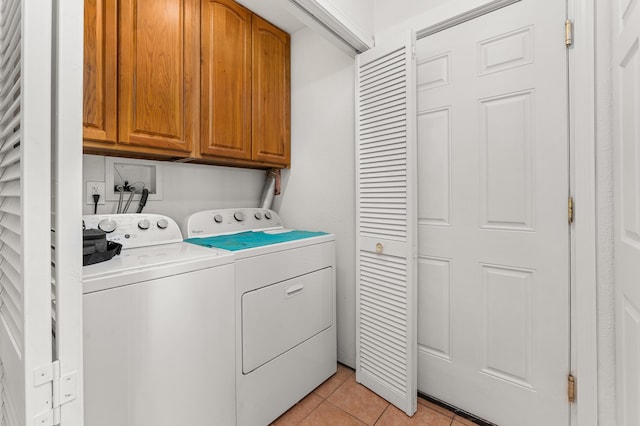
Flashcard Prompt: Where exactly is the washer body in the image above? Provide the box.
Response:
[186,208,337,426]
[82,214,236,426]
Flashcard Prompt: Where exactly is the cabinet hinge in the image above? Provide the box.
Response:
[33,361,78,426]
[565,19,574,47]
[568,196,574,224]
[568,374,576,403]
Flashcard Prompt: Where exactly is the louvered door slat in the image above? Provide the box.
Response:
[356,34,417,417]
[361,97,406,117]
[360,86,406,108]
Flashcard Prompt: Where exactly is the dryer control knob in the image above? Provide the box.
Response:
[214,214,223,223]
[254,212,262,220]
[138,219,150,230]
[234,211,245,222]
[264,211,272,220]
[157,218,169,229]
[98,219,116,233]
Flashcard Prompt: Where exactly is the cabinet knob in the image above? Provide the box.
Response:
[375,243,383,253]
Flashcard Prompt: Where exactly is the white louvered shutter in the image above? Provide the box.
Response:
[51,0,85,424]
[355,34,417,416]
[0,1,55,426]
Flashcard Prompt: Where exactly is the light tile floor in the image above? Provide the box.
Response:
[270,364,480,426]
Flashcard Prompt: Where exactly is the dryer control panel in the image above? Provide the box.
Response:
[186,208,283,238]
[83,214,183,249]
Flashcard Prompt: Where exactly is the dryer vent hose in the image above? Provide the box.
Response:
[259,169,280,210]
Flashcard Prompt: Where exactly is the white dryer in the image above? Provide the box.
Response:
[82,214,236,426]
[185,208,337,426]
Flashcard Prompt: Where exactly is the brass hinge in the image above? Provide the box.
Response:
[565,19,574,47]
[568,374,576,403]
[568,196,574,224]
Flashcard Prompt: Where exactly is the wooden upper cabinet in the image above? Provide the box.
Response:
[83,0,290,168]
[118,0,199,155]
[252,16,291,166]
[200,0,252,160]
[83,0,117,145]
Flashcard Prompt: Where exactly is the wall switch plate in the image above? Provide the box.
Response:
[86,181,106,205]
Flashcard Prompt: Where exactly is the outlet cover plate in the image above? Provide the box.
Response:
[86,181,106,205]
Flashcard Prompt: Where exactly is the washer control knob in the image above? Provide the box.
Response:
[157,218,169,229]
[138,219,150,230]
[264,211,272,220]
[254,212,262,220]
[234,211,245,222]
[214,214,223,223]
[98,219,117,233]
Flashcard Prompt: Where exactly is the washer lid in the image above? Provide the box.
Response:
[185,229,329,251]
[82,242,234,294]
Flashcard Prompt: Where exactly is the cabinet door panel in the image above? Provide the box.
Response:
[118,0,198,154]
[83,0,117,144]
[252,16,290,166]
[201,0,252,159]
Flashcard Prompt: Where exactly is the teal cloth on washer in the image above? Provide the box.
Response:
[185,230,328,251]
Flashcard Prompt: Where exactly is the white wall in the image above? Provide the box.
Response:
[83,155,265,229]
[374,0,449,33]
[594,0,616,423]
[328,0,374,39]
[374,0,495,40]
[273,27,357,367]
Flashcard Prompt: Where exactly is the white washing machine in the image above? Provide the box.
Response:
[82,214,236,426]
[185,208,337,426]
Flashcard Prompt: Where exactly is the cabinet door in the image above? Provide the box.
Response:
[118,0,199,155]
[252,16,290,166]
[200,0,252,160]
[83,0,117,144]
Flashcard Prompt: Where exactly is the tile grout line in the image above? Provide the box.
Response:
[324,398,369,425]
[372,403,391,425]
[295,372,352,425]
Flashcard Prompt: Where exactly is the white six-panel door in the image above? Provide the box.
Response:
[613,0,640,424]
[415,1,571,424]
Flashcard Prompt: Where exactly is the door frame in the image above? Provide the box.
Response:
[402,1,598,425]
[566,1,598,425]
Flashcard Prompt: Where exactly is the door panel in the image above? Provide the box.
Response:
[83,0,117,144]
[0,1,55,425]
[252,16,290,166]
[200,0,252,160]
[613,0,640,424]
[416,1,570,424]
[356,36,418,416]
[118,0,199,154]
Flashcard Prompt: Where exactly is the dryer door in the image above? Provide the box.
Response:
[242,267,333,373]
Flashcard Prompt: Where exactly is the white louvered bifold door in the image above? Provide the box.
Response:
[355,33,417,416]
[51,0,85,424]
[0,1,55,426]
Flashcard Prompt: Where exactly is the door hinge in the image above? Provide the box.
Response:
[568,196,574,224]
[565,19,574,47]
[568,374,576,403]
[33,361,78,426]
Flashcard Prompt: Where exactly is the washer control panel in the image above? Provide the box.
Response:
[186,208,283,238]
[83,214,183,249]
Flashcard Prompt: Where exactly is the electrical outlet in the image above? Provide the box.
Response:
[86,181,106,205]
